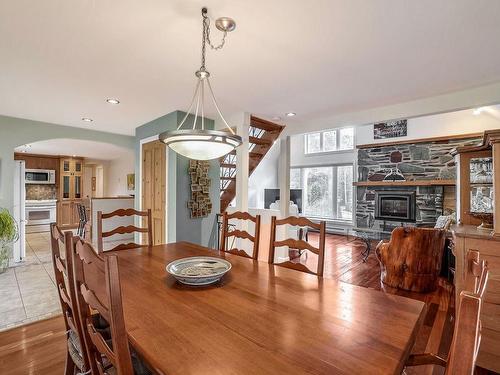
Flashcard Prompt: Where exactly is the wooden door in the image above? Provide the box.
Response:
[142,140,166,245]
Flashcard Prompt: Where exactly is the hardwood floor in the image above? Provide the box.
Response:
[0,316,66,375]
[0,234,496,374]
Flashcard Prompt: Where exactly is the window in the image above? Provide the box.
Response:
[306,132,321,153]
[339,128,354,150]
[290,165,353,221]
[304,127,354,154]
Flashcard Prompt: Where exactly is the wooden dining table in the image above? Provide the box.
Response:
[112,241,426,375]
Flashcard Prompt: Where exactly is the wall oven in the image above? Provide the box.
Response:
[25,169,56,184]
[25,200,57,226]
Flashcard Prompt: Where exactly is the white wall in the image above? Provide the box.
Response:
[356,106,500,145]
[286,81,500,136]
[248,142,280,208]
[106,151,135,197]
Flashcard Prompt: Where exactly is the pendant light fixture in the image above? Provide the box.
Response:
[159,8,242,160]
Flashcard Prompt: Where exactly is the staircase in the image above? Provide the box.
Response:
[219,116,285,212]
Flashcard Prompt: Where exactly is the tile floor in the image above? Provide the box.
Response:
[0,232,60,332]
[0,231,132,332]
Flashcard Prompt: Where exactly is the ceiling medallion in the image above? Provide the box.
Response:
[160,8,242,160]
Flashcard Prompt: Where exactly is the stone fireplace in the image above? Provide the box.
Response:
[356,135,481,231]
[375,191,416,222]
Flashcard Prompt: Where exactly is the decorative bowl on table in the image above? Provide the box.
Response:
[166,256,232,286]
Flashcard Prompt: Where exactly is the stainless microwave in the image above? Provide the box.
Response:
[25,169,56,184]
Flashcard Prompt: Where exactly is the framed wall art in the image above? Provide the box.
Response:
[187,160,212,218]
[374,120,407,139]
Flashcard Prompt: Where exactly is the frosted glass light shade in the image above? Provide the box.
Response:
[159,129,242,160]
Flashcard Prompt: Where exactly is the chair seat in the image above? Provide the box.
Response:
[67,330,85,371]
[67,314,111,371]
[103,340,152,375]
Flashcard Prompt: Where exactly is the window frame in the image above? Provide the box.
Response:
[290,163,354,223]
[304,126,355,155]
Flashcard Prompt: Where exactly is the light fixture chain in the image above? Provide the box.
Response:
[201,12,208,71]
[205,17,227,51]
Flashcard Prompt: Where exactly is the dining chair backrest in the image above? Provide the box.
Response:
[268,216,326,276]
[445,291,482,375]
[49,223,91,373]
[405,290,483,374]
[465,249,489,299]
[220,211,261,259]
[72,237,135,374]
[97,208,153,254]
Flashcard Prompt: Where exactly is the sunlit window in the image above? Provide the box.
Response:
[339,128,354,150]
[304,127,354,154]
[290,165,353,221]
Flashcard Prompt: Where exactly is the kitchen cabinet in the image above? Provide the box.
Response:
[14,153,60,188]
[450,130,500,373]
[57,200,82,227]
[57,157,84,228]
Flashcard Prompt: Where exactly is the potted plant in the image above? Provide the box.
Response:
[0,208,19,273]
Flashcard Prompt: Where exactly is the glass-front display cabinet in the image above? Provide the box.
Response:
[453,130,500,233]
[58,157,84,228]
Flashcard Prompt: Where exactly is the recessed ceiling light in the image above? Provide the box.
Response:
[106,98,120,105]
[473,107,485,115]
[82,117,93,122]
[285,112,296,117]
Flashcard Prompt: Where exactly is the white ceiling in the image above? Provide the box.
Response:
[1,0,500,136]
[14,138,133,160]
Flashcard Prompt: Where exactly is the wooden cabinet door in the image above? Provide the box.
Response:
[61,174,72,200]
[73,159,83,175]
[72,201,81,226]
[61,159,71,173]
[142,140,166,245]
[58,201,73,227]
[74,175,82,199]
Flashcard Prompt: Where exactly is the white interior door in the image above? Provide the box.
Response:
[82,165,93,199]
[96,166,104,197]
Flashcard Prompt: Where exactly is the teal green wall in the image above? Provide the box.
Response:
[0,112,220,249]
[0,115,134,211]
[135,111,220,247]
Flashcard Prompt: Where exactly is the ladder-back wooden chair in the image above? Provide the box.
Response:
[268,216,326,276]
[220,211,261,260]
[405,291,483,375]
[49,223,91,375]
[97,208,153,254]
[72,238,151,375]
[465,249,489,298]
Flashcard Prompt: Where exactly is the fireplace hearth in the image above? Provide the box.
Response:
[375,191,416,222]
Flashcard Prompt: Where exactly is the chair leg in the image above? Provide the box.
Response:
[64,351,76,375]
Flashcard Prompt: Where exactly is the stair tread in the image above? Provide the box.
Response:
[221,116,285,213]
[250,116,285,132]
[220,163,236,168]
